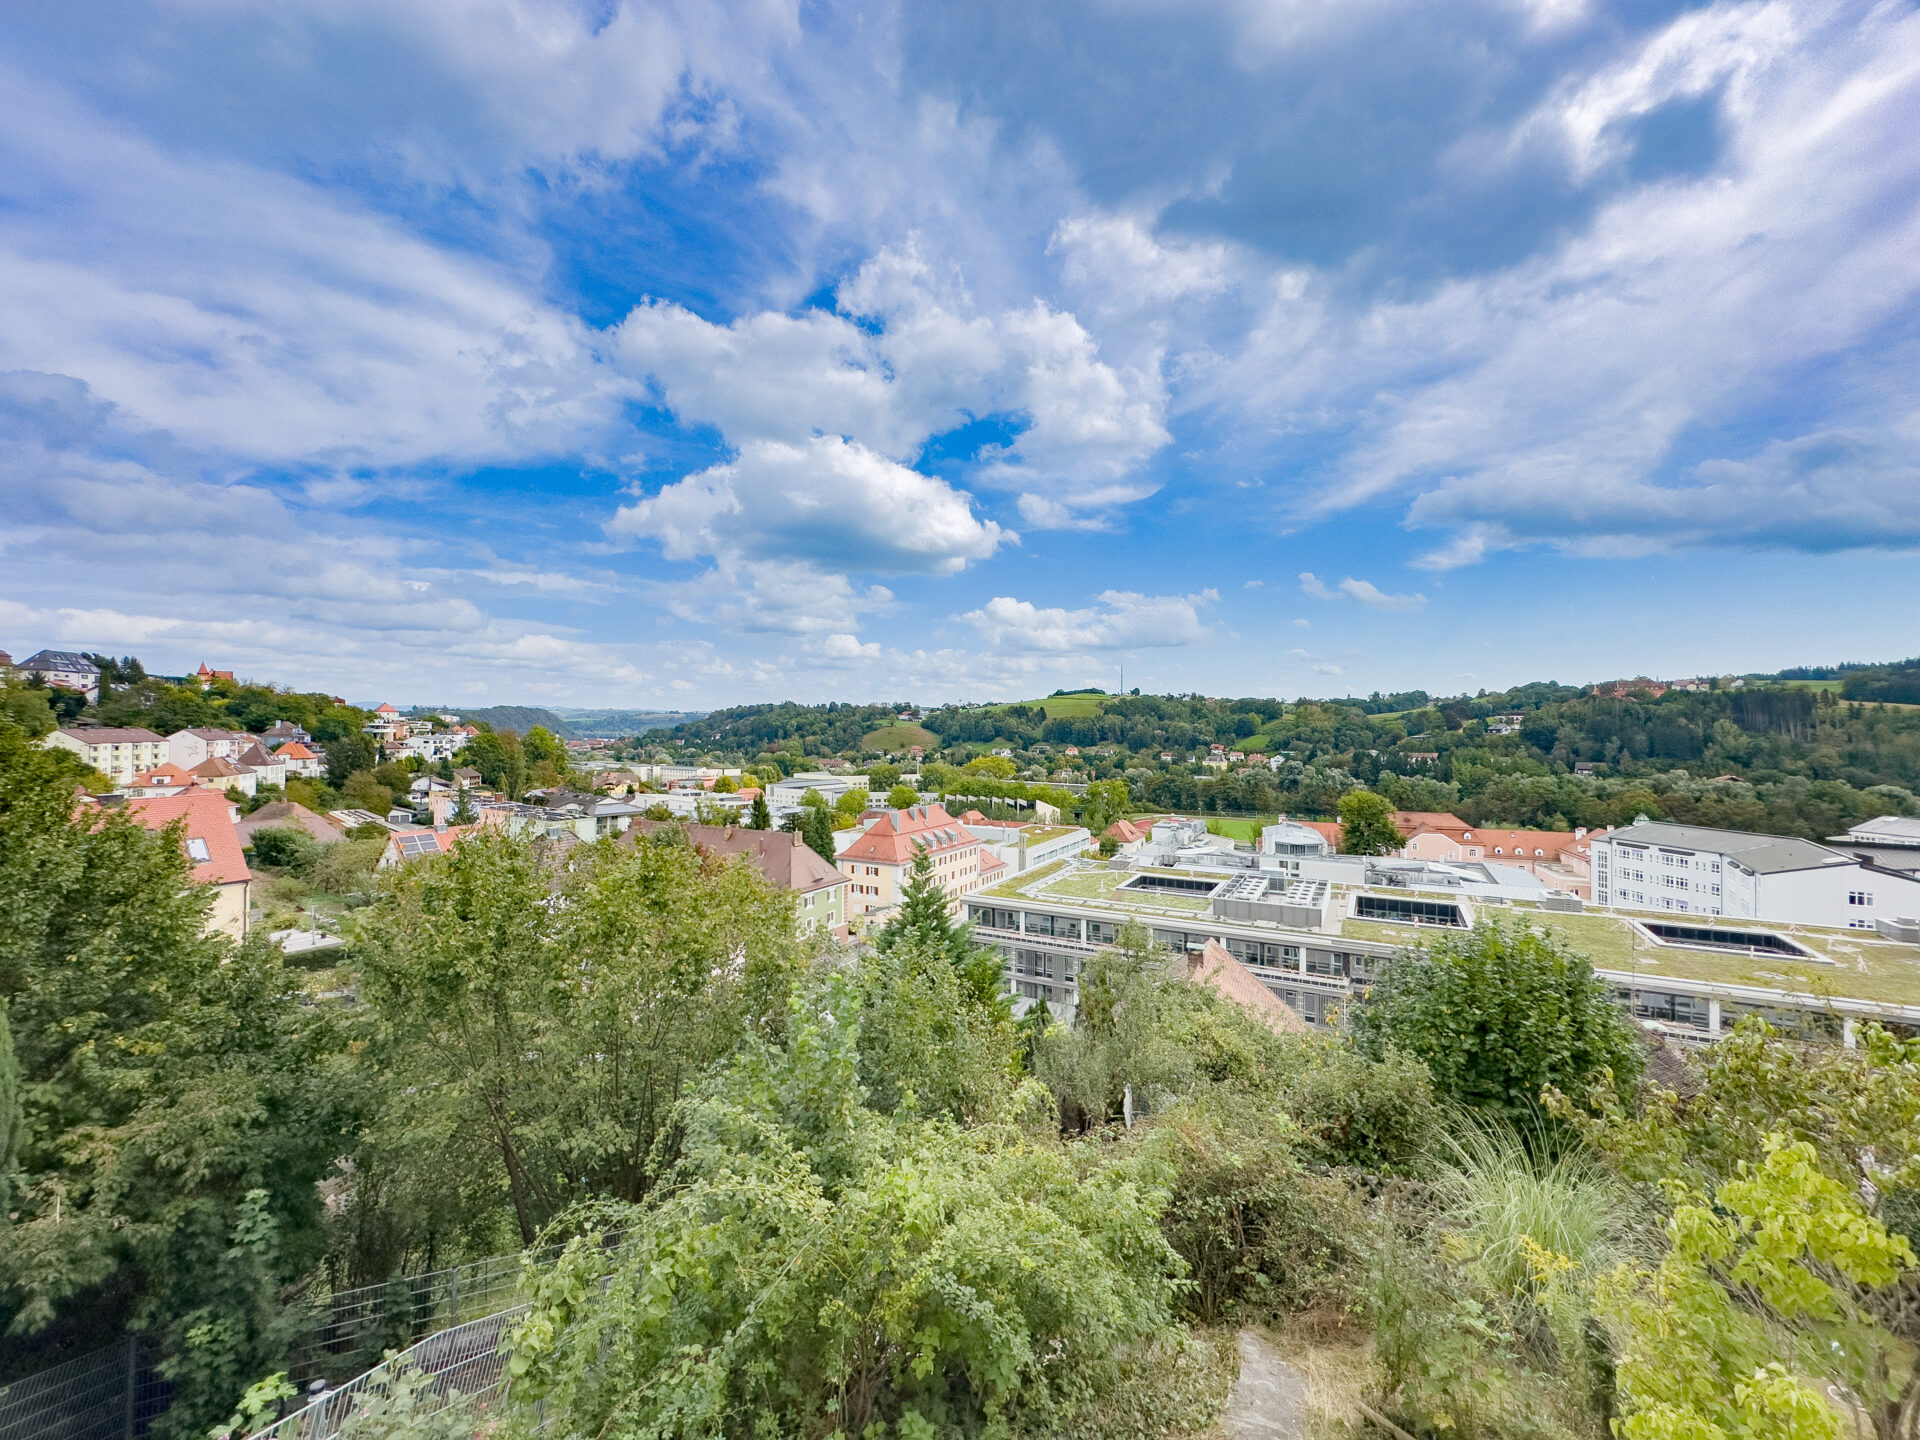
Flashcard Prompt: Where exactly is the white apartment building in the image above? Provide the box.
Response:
[168,728,248,768]
[44,726,170,784]
[1592,819,1920,931]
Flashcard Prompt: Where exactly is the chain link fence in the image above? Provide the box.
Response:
[0,1338,169,1440]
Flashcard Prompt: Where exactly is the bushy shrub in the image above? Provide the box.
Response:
[310,837,386,894]
[509,981,1191,1440]
[1143,1093,1363,1323]
[247,825,317,872]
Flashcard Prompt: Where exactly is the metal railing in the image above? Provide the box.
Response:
[0,1339,169,1440]
[247,1310,524,1440]
[283,1250,541,1388]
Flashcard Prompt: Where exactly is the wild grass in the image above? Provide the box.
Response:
[1434,1121,1621,1294]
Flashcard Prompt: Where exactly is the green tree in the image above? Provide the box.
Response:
[873,848,1005,1008]
[507,980,1190,1440]
[746,790,771,829]
[832,787,867,818]
[246,825,317,872]
[1337,788,1404,854]
[340,770,393,815]
[1600,1135,1913,1440]
[0,996,18,1218]
[1354,920,1641,1126]
[1559,1020,1920,1439]
[324,731,376,786]
[0,679,57,738]
[353,827,805,1245]
[1084,777,1130,832]
[867,762,902,788]
[965,754,1017,779]
[458,728,526,798]
[0,717,352,1436]
[886,782,920,809]
[780,802,836,863]
[522,725,567,772]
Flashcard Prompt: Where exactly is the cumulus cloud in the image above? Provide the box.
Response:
[611,242,1169,527]
[1298,573,1427,610]
[956,590,1217,653]
[609,435,1008,575]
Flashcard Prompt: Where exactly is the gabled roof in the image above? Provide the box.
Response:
[23,650,99,674]
[192,756,247,779]
[838,804,978,865]
[1392,811,1469,836]
[626,822,847,895]
[274,741,317,759]
[132,762,196,787]
[236,801,340,846]
[1188,940,1309,1035]
[1103,819,1148,843]
[125,789,251,886]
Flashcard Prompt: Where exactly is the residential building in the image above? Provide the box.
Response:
[1829,816,1920,876]
[377,827,475,869]
[260,720,311,746]
[273,740,327,779]
[124,789,253,938]
[234,742,289,791]
[44,725,170,784]
[20,651,101,702]
[191,756,257,797]
[1592,819,1920,930]
[127,762,198,796]
[192,663,236,687]
[481,790,644,842]
[837,803,1001,920]
[0,649,13,675]
[397,730,464,763]
[626,822,850,937]
[168,727,248,768]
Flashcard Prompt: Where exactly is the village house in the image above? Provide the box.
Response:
[123,788,253,938]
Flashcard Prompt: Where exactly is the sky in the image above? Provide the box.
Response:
[1,0,1917,710]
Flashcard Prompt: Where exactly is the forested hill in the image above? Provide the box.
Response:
[446,705,574,738]
[664,678,1920,841]
[665,701,916,752]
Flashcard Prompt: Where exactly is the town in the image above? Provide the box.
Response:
[8,645,1918,1051]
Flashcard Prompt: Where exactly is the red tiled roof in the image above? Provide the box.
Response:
[133,763,196,787]
[627,822,846,894]
[1103,819,1148,843]
[1189,940,1309,1034]
[125,789,251,885]
[838,803,978,866]
[192,756,246,779]
[274,741,317,759]
[978,851,1007,878]
[1392,811,1469,836]
[1298,820,1343,847]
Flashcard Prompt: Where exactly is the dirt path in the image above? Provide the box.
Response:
[1219,1329,1308,1440]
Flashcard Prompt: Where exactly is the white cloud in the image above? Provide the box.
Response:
[956,590,1217,653]
[609,434,1008,575]
[0,72,630,468]
[1209,0,1920,563]
[1298,572,1427,609]
[610,242,1169,526]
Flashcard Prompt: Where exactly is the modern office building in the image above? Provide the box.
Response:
[1592,819,1920,931]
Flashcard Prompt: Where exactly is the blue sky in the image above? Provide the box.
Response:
[1,0,1916,708]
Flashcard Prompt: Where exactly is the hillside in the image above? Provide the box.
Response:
[551,708,705,739]
[448,705,574,738]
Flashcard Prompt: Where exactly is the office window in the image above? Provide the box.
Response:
[1849,891,1874,906]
